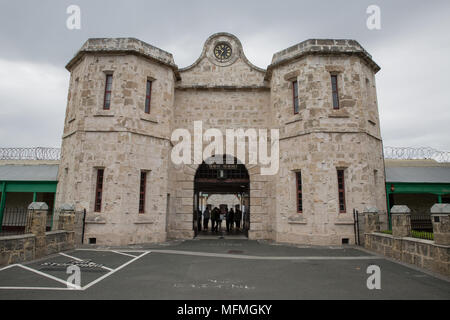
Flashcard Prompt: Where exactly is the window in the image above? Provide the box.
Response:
[103,74,113,110]
[139,171,147,213]
[94,168,104,212]
[293,80,299,114]
[145,80,152,114]
[331,74,339,109]
[337,169,346,213]
[296,171,303,213]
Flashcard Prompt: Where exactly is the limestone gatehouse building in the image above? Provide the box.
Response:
[55,32,387,246]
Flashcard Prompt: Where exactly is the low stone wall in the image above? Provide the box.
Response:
[0,231,74,266]
[365,232,449,277]
[46,231,75,255]
[0,234,35,265]
[0,202,77,266]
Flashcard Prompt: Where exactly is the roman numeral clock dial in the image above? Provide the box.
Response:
[214,43,232,62]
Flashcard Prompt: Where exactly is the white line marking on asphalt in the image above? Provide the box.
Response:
[59,252,114,271]
[0,286,77,291]
[111,250,138,258]
[0,250,149,291]
[59,252,83,261]
[149,250,384,260]
[0,264,19,272]
[81,251,150,291]
[16,264,79,289]
[76,248,147,253]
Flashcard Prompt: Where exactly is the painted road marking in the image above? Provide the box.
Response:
[0,249,149,291]
[111,250,138,258]
[15,264,79,289]
[82,251,150,290]
[58,252,113,271]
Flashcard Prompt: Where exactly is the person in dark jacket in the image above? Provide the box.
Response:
[234,208,242,230]
[226,208,234,233]
[203,207,211,231]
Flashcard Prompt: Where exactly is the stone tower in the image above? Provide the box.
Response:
[56,34,386,246]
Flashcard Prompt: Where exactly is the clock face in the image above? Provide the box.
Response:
[214,43,232,62]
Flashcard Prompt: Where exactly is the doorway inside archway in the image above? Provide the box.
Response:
[193,155,250,237]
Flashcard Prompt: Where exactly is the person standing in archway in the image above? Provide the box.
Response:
[227,208,235,233]
[203,206,211,231]
[235,207,242,231]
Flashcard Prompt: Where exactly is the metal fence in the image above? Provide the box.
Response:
[0,208,30,236]
[0,207,55,236]
[410,214,433,232]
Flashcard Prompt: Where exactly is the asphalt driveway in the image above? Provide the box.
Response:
[0,239,449,299]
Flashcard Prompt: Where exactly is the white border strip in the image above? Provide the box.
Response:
[111,251,138,258]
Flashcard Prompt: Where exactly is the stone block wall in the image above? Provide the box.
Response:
[365,233,449,277]
[0,234,35,265]
[364,204,450,277]
[0,203,76,266]
[0,231,75,266]
[56,33,387,246]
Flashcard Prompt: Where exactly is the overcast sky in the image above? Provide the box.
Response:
[0,0,449,151]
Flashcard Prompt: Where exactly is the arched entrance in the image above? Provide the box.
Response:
[193,155,250,237]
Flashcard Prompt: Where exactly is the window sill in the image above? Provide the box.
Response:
[134,220,154,225]
[140,113,158,124]
[328,111,350,118]
[94,111,114,117]
[285,117,302,125]
[334,218,353,225]
[287,215,307,224]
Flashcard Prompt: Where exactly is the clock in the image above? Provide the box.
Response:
[214,43,232,62]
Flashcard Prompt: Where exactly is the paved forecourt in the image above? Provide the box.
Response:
[0,240,449,299]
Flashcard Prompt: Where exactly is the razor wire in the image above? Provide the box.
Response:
[383,146,450,163]
[0,147,61,160]
[0,146,448,162]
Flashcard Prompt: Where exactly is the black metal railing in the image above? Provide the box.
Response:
[411,214,433,232]
[0,207,29,236]
[0,207,55,236]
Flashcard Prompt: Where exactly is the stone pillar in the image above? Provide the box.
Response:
[431,203,450,245]
[391,205,411,238]
[57,204,75,231]
[26,202,48,258]
[363,207,380,233]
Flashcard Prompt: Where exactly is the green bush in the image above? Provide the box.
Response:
[411,230,434,241]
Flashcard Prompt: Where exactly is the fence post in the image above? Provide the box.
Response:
[391,205,411,238]
[26,202,48,258]
[363,207,380,234]
[57,204,75,231]
[430,203,450,246]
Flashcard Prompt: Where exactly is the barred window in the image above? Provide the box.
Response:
[94,168,104,212]
[103,74,113,110]
[331,75,339,109]
[293,80,299,114]
[145,80,152,114]
[337,169,346,213]
[139,171,147,213]
[296,171,303,213]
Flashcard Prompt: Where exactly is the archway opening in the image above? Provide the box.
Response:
[193,155,250,237]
